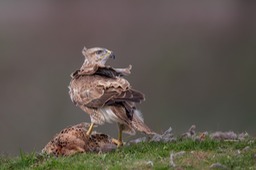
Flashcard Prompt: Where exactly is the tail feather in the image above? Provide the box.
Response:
[132,110,155,135]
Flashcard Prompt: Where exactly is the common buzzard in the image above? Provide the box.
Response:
[69,47,154,146]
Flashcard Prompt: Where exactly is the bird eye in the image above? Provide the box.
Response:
[96,50,103,55]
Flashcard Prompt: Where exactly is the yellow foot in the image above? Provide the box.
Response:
[86,123,94,136]
[112,138,123,147]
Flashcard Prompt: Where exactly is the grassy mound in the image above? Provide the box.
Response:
[1,138,256,169]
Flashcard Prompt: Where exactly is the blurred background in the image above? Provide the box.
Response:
[1,1,256,155]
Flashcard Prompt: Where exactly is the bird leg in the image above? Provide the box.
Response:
[112,124,124,147]
[86,123,94,136]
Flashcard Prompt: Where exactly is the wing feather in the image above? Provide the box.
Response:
[70,75,144,110]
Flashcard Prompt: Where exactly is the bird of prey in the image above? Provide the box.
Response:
[69,47,154,146]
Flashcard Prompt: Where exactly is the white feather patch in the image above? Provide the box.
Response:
[134,110,144,122]
[99,107,120,123]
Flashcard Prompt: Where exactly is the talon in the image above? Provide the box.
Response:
[112,138,123,147]
[113,124,124,147]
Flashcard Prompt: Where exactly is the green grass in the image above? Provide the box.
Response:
[1,138,256,169]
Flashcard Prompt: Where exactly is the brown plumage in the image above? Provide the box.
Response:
[69,47,154,146]
[42,122,116,156]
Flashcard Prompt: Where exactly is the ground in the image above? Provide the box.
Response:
[1,138,256,170]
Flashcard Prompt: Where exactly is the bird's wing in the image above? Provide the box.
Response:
[71,65,131,78]
[94,67,124,78]
[71,75,144,110]
[93,65,132,78]
[70,65,99,78]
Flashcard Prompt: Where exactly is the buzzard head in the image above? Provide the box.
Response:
[82,47,115,67]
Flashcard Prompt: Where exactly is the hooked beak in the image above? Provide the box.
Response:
[109,51,115,59]
[99,50,116,65]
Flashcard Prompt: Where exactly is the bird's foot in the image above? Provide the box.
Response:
[86,123,94,136]
[112,138,123,147]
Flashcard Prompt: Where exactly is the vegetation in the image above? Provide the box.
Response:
[1,138,256,169]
